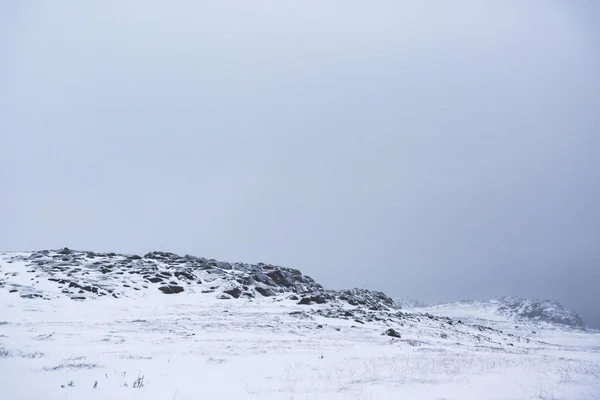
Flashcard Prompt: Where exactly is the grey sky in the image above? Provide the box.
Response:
[2,2,599,327]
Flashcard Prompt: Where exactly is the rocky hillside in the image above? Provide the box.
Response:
[0,248,395,310]
[1,248,547,352]
[0,249,585,332]
[494,297,585,329]
[421,297,586,330]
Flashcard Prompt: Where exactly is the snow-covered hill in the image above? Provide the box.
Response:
[1,249,599,399]
[393,297,430,309]
[412,297,586,330]
[0,248,394,309]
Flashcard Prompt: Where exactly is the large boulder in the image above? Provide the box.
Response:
[158,285,184,294]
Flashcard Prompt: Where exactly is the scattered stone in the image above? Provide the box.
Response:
[158,285,184,294]
[224,287,242,298]
[255,286,275,297]
[383,328,401,338]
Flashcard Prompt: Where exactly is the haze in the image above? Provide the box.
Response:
[2,2,599,328]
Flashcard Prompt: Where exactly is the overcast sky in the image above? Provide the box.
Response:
[2,1,599,327]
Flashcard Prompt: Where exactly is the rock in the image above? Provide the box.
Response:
[224,287,242,298]
[311,294,328,304]
[158,285,184,294]
[383,328,401,338]
[58,248,72,255]
[266,270,292,287]
[255,286,275,297]
[146,277,163,283]
[253,273,274,286]
[298,297,313,305]
[21,293,42,299]
[82,286,98,294]
[174,271,195,281]
[216,262,232,270]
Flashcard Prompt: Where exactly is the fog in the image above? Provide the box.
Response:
[2,1,599,327]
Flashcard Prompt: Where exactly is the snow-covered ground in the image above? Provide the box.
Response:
[1,251,599,399]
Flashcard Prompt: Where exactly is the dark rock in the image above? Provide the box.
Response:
[174,271,195,281]
[58,248,72,255]
[253,273,273,286]
[144,251,179,259]
[255,286,275,297]
[146,277,163,283]
[238,275,255,286]
[266,270,292,287]
[158,285,184,294]
[216,261,232,270]
[383,328,401,338]
[21,293,42,299]
[298,297,312,305]
[82,286,98,294]
[224,287,242,298]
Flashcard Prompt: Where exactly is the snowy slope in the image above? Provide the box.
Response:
[1,249,599,399]
[393,297,430,309]
[414,297,587,330]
